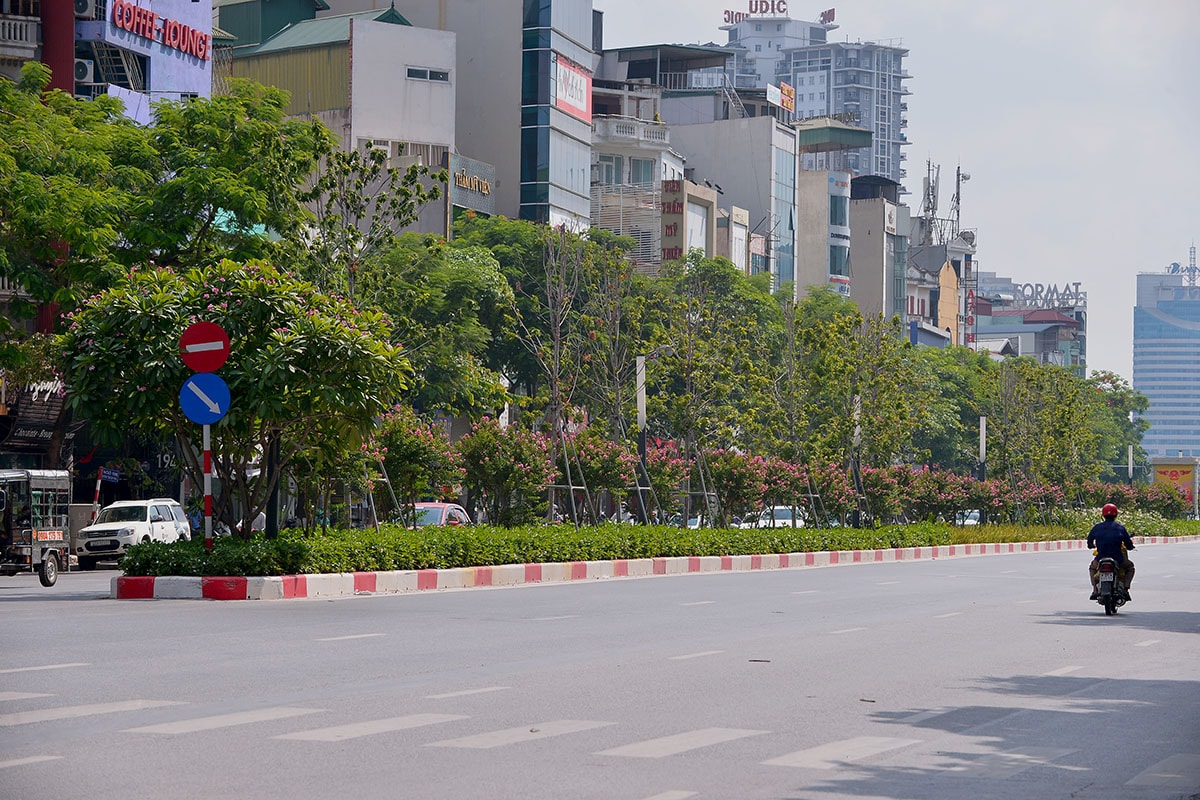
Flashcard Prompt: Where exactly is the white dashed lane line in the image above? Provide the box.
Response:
[0,756,62,769]
[315,633,385,642]
[934,612,963,619]
[1043,666,1083,676]
[681,601,714,606]
[830,627,867,635]
[669,650,724,661]
[1135,640,1161,647]
[425,687,509,700]
[0,663,89,675]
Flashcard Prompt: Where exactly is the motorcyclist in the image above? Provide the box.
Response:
[1087,503,1135,600]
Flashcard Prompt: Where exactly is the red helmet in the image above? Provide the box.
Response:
[1101,503,1119,518]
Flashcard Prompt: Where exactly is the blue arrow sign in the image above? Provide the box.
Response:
[179,373,231,425]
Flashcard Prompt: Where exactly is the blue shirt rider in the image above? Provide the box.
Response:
[1087,503,1135,599]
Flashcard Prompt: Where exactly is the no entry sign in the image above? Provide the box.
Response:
[179,321,230,373]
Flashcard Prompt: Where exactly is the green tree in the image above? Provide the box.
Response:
[287,141,446,302]
[0,63,153,339]
[59,261,409,534]
[123,80,329,271]
[357,234,512,418]
[370,404,464,523]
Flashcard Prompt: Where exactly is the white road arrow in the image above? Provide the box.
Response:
[183,341,225,353]
[187,381,221,413]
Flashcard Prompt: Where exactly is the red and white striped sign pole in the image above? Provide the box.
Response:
[89,465,104,524]
[203,424,213,550]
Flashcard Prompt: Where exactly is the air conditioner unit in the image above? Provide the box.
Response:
[74,0,96,18]
[74,58,94,85]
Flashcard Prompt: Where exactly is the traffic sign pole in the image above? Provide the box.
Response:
[89,464,104,524]
[203,424,213,551]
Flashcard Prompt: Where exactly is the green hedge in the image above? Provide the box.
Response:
[118,518,1200,578]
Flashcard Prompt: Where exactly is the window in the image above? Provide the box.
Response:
[630,157,655,186]
[755,44,762,52]
[776,24,782,31]
[829,244,849,276]
[755,23,762,31]
[407,66,450,82]
[597,153,623,185]
[829,195,848,227]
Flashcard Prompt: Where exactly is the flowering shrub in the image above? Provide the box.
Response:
[456,418,555,527]
[643,442,689,515]
[370,404,463,522]
[703,449,768,523]
[565,432,638,520]
[807,462,857,522]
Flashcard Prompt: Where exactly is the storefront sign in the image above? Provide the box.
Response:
[660,180,686,263]
[554,55,592,124]
[747,0,788,14]
[447,154,497,218]
[1015,281,1086,309]
[110,0,211,61]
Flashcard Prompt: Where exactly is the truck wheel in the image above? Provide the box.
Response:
[38,552,58,587]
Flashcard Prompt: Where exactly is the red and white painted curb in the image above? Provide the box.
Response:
[110,535,1199,601]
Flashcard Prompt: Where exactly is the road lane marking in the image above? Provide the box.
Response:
[934,612,963,619]
[0,692,52,702]
[1043,666,1083,676]
[669,651,724,661]
[428,719,613,749]
[951,747,1076,779]
[1135,640,1161,647]
[681,601,714,606]
[529,615,578,621]
[791,590,820,595]
[877,581,899,585]
[900,709,946,724]
[1016,600,1037,604]
[1000,570,1017,574]
[831,627,867,634]
[0,700,182,727]
[639,792,697,800]
[125,707,322,734]
[425,687,509,699]
[1163,574,1174,578]
[315,633,385,641]
[1127,754,1200,787]
[0,756,62,769]
[0,663,89,675]
[598,727,768,758]
[763,736,922,768]
[275,713,466,741]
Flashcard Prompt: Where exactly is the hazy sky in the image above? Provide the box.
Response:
[593,0,1200,381]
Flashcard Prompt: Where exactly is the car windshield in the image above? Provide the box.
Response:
[96,506,147,524]
[765,507,800,521]
[413,507,444,526]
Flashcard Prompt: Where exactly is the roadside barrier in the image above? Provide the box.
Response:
[111,535,1199,600]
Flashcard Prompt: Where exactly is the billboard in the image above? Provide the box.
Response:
[554,55,592,124]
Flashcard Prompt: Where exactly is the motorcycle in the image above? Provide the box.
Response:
[1095,557,1128,616]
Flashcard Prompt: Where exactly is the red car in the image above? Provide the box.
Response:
[411,502,472,527]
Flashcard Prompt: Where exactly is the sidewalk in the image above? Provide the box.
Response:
[110,536,1199,601]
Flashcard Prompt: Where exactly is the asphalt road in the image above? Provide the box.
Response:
[2,543,1199,800]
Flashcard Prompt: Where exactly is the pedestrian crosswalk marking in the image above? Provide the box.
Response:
[427,719,614,749]
[948,747,1075,779]
[1127,754,1200,787]
[125,707,323,735]
[0,692,52,702]
[639,792,698,800]
[1043,666,1082,676]
[0,756,62,769]
[0,700,182,727]
[275,713,466,742]
[763,736,921,768]
[0,663,89,675]
[598,727,768,758]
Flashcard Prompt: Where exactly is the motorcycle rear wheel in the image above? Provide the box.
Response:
[1104,597,1117,615]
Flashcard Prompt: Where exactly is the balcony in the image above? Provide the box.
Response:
[0,14,38,62]
[592,115,670,150]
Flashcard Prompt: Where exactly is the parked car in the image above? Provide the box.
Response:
[956,509,981,526]
[74,498,189,569]
[409,502,472,527]
[752,505,806,528]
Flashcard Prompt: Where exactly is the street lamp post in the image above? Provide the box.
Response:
[635,346,672,524]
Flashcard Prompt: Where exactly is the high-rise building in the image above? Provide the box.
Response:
[329,0,595,228]
[1134,256,1200,458]
[721,11,910,185]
